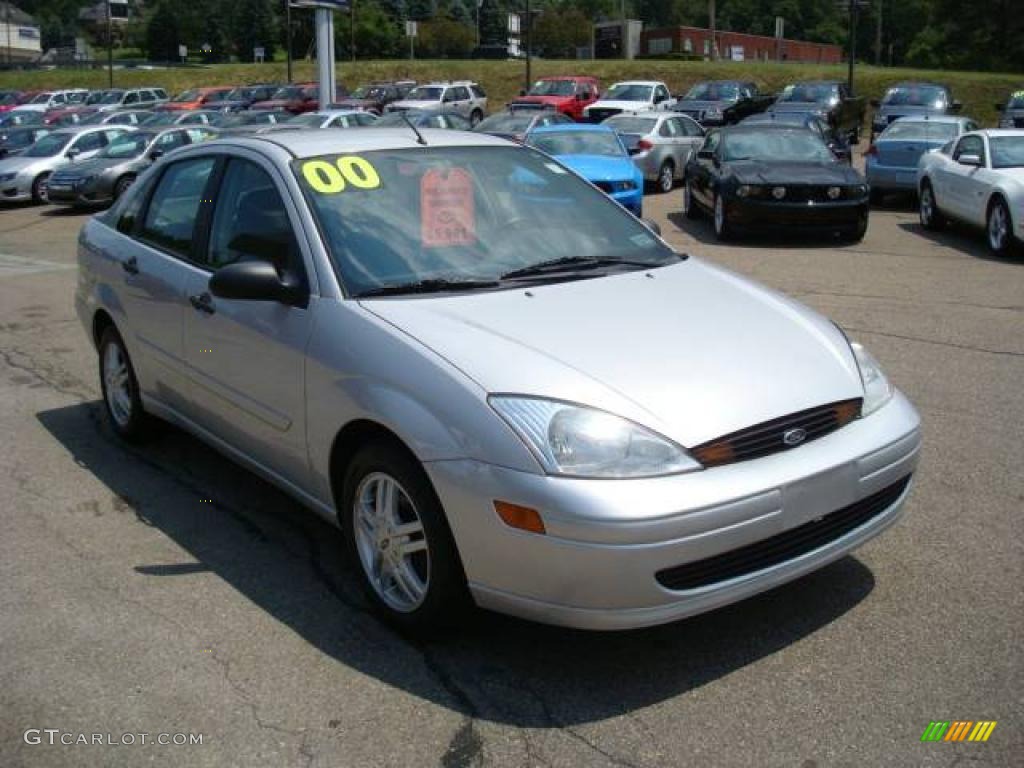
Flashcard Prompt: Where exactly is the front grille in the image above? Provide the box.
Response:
[1014,117,1024,128]
[776,185,843,203]
[593,181,614,193]
[692,399,861,467]
[655,474,912,591]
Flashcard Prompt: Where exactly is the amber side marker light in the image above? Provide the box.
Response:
[493,501,546,534]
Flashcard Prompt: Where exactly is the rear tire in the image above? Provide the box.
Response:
[340,440,470,636]
[841,217,868,243]
[469,109,483,127]
[113,175,135,201]
[98,325,151,442]
[919,180,944,231]
[656,160,674,194]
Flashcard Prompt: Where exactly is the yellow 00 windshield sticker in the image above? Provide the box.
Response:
[301,156,381,194]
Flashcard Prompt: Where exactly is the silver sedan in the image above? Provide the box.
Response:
[76,129,921,632]
[604,111,705,193]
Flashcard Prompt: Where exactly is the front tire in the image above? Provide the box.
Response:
[341,441,470,635]
[98,326,150,441]
[31,172,50,204]
[713,193,733,241]
[919,181,944,231]
[987,196,1016,257]
[683,179,700,219]
[469,109,483,127]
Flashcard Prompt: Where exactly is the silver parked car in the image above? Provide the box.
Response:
[0,125,132,203]
[604,111,705,193]
[76,130,921,632]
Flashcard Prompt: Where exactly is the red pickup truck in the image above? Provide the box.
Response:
[508,76,601,122]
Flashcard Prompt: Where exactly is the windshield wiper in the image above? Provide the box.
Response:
[354,277,501,298]
[500,255,668,281]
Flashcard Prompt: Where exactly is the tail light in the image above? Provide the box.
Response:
[636,139,654,151]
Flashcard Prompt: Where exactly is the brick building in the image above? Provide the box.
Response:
[641,26,843,64]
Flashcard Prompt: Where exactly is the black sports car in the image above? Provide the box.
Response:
[683,124,869,241]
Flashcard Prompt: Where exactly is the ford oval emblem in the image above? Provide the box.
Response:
[783,428,807,447]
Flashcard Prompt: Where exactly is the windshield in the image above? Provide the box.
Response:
[205,90,231,102]
[287,113,326,127]
[722,130,834,162]
[225,87,253,100]
[24,132,71,157]
[1007,92,1024,109]
[475,112,533,133]
[604,116,658,135]
[1,129,40,148]
[880,121,959,141]
[406,86,443,101]
[30,93,53,104]
[684,82,739,101]
[882,85,947,107]
[990,136,1024,169]
[0,92,20,105]
[350,86,386,100]
[294,146,674,297]
[85,91,108,105]
[101,132,154,158]
[604,84,653,102]
[141,112,178,126]
[528,130,624,157]
[100,91,126,104]
[221,112,275,127]
[779,84,837,103]
[529,80,576,97]
[172,90,199,102]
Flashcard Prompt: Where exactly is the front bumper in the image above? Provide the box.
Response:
[426,392,920,630]
[726,196,868,231]
[865,161,917,192]
[609,188,642,215]
[47,179,114,206]
[1,175,33,201]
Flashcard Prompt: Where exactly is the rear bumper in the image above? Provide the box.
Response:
[727,197,868,231]
[427,392,920,630]
[865,162,918,192]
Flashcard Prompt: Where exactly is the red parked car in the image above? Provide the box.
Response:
[0,90,38,113]
[508,76,601,121]
[156,86,235,112]
[251,83,336,115]
[43,106,98,126]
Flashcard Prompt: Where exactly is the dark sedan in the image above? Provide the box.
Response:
[0,126,51,159]
[473,108,571,142]
[46,126,216,207]
[332,81,416,115]
[375,109,471,130]
[683,125,869,241]
[740,111,852,163]
[0,110,43,128]
[213,84,282,113]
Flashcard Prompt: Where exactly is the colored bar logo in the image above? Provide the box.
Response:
[921,721,997,742]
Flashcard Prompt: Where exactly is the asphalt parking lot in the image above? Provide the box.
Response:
[0,187,1021,768]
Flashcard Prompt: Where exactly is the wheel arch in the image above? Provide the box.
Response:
[91,308,116,350]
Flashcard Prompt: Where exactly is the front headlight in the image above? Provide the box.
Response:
[0,172,16,182]
[489,396,701,478]
[704,107,722,119]
[850,342,894,416]
[611,180,637,192]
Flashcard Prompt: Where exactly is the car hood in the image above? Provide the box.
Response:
[554,154,637,182]
[389,100,440,111]
[53,156,137,177]
[586,100,649,113]
[677,99,736,111]
[0,154,52,174]
[726,160,861,185]
[511,95,572,108]
[876,104,948,119]
[251,99,292,110]
[769,102,829,116]
[361,259,863,448]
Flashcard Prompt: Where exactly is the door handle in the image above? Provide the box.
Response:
[121,256,139,275]
[189,292,215,315]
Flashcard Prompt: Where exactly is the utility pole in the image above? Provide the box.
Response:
[524,0,531,93]
[6,2,12,66]
[350,0,355,62]
[106,0,113,87]
[708,0,717,60]
[874,0,882,65]
[286,0,293,83]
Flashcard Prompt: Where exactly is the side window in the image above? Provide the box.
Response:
[658,120,674,137]
[471,85,486,99]
[654,86,668,103]
[682,117,704,137]
[114,174,157,235]
[441,88,454,103]
[206,159,299,274]
[53,93,65,105]
[185,128,212,143]
[156,130,187,151]
[124,92,139,105]
[139,157,217,259]
[103,129,124,143]
[74,132,105,153]
[330,115,350,128]
[701,131,721,154]
[953,135,985,163]
[455,87,470,101]
[355,113,377,126]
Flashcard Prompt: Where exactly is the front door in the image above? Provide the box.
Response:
[181,155,314,488]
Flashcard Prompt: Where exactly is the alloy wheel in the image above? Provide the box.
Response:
[102,342,133,428]
[988,201,1009,253]
[658,162,673,193]
[352,472,430,613]
[920,185,935,228]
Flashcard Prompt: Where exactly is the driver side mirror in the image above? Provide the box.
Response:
[697,148,714,161]
[148,148,164,161]
[65,147,80,159]
[957,153,982,167]
[208,259,307,307]
[869,98,881,108]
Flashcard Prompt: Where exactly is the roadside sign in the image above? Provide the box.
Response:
[405,21,417,38]
[254,46,265,62]
[177,44,188,60]
[775,17,785,39]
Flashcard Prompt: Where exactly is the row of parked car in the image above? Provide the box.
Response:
[0,76,1021,254]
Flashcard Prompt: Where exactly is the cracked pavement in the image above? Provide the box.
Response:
[0,185,1021,767]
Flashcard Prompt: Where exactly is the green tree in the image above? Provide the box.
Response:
[145,1,181,61]
[533,7,590,58]
[478,0,506,45]
[336,0,403,59]
[418,16,474,57]
[234,0,277,61]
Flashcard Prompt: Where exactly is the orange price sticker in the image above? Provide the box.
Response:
[420,167,476,248]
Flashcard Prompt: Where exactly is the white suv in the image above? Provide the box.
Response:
[584,81,677,122]
[14,89,89,113]
[385,81,488,125]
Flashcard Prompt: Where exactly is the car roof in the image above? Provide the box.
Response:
[790,80,842,86]
[887,81,948,89]
[529,123,614,134]
[721,124,813,134]
[610,81,663,87]
[975,129,1024,138]
[887,115,970,124]
[607,111,668,120]
[206,128,511,159]
[52,124,131,136]
[315,109,367,117]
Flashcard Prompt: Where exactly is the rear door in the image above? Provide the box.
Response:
[942,135,986,220]
[114,155,219,413]
[181,153,315,488]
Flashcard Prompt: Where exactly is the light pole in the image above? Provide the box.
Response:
[106,0,113,87]
[524,0,531,93]
[286,0,293,83]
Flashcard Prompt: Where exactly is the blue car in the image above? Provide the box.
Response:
[526,123,644,216]
[865,115,977,202]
